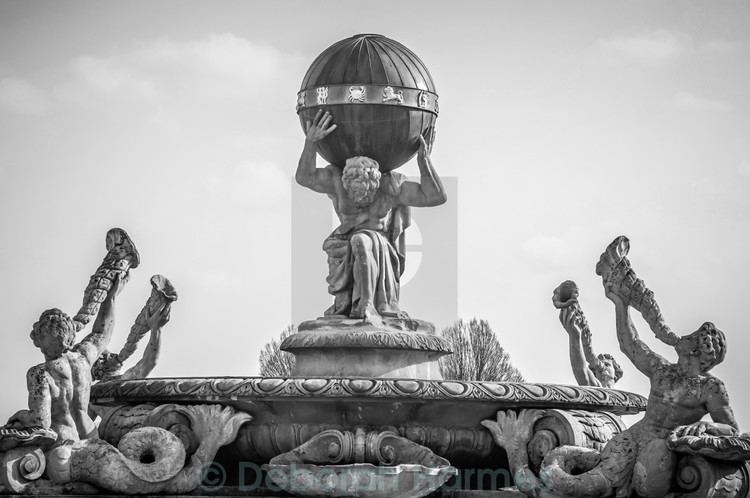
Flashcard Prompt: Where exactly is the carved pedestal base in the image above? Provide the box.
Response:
[283,317,452,380]
[265,428,457,498]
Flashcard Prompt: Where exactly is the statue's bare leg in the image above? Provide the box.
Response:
[349,233,379,323]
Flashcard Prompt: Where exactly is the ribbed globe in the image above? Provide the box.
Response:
[297,34,438,171]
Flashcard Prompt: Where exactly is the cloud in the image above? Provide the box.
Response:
[0,78,50,115]
[520,235,571,268]
[738,161,750,177]
[64,33,302,101]
[699,39,736,53]
[598,29,690,62]
[69,56,157,98]
[203,160,289,208]
[666,91,732,112]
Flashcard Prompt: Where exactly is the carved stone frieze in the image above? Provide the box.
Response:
[233,423,495,462]
[668,428,750,462]
[527,409,626,470]
[91,377,647,415]
[675,455,750,498]
[287,322,446,351]
[265,429,457,498]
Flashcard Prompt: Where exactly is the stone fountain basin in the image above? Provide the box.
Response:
[263,463,458,498]
[91,377,646,466]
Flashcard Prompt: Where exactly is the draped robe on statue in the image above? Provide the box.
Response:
[323,169,410,318]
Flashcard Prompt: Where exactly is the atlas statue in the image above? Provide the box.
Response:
[295,110,446,322]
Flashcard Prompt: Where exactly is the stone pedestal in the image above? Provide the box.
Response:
[281,316,452,380]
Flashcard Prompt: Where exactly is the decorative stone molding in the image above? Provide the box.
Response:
[296,85,439,115]
[0,447,46,493]
[668,430,750,462]
[91,377,647,415]
[233,423,495,461]
[288,321,445,352]
[265,428,456,498]
[527,409,626,470]
[675,455,750,498]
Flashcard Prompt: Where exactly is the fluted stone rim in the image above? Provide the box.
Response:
[91,377,647,415]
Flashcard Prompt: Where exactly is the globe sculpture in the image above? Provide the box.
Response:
[296,34,439,171]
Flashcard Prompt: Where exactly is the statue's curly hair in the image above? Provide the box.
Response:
[593,353,623,383]
[689,322,727,371]
[342,156,381,204]
[30,308,76,353]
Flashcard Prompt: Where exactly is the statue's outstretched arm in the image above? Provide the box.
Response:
[398,134,447,207]
[611,294,667,376]
[295,110,336,194]
[76,275,124,366]
[560,308,600,387]
[580,324,598,366]
[553,281,600,386]
[120,329,160,380]
[120,303,170,380]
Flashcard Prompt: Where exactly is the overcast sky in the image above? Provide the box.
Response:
[1,1,749,429]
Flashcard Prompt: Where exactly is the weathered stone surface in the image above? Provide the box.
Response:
[296,104,446,321]
[298,315,438,335]
[668,427,750,462]
[266,428,456,497]
[91,377,647,415]
[674,455,750,497]
[92,274,176,381]
[265,462,457,498]
[1,230,134,451]
[527,409,626,470]
[552,280,622,388]
[283,318,450,379]
[481,236,749,497]
[73,228,139,332]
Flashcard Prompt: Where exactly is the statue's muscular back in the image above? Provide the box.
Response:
[29,350,96,443]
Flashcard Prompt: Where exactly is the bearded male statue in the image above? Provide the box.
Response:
[295,110,446,322]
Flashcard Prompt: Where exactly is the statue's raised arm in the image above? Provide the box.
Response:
[295,110,337,194]
[552,280,622,388]
[397,134,447,208]
[607,291,667,376]
[597,237,669,376]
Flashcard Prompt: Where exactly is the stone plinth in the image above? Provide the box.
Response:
[281,317,452,380]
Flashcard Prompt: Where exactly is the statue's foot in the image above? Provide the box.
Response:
[361,309,385,327]
[380,310,410,320]
[350,304,384,326]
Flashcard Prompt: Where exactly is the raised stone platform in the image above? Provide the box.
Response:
[282,316,452,380]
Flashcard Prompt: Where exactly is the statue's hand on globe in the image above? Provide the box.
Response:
[418,127,436,158]
[305,110,337,144]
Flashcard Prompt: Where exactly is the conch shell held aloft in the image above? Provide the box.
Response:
[118,275,178,364]
[552,280,593,339]
[596,236,679,346]
[73,228,140,332]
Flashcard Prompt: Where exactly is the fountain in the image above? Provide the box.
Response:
[88,34,646,497]
[4,34,748,498]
